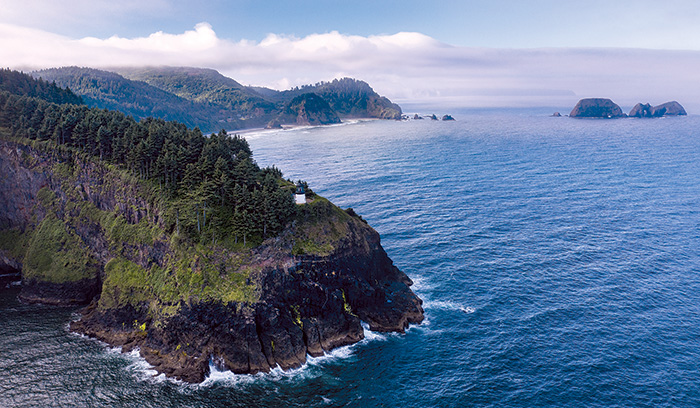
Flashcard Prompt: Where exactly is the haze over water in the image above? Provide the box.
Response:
[4,108,700,407]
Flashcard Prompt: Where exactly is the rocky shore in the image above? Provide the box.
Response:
[0,138,423,382]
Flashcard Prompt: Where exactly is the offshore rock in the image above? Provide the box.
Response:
[570,98,625,118]
[442,115,455,121]
[629,101,687,118]
[651,101,687,117]
[629,103,655,118]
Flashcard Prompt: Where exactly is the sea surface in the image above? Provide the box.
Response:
[3,108,700,407]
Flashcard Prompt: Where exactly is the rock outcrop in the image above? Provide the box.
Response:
[629,101,687,117]
[569,98,625,118]
[442,115,455,121]
[0,138,423,383]
[275,93,341,126]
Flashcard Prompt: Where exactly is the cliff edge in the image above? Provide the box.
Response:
[0,138,423,382]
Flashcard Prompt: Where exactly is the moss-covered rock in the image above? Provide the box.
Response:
[0,137,423,382]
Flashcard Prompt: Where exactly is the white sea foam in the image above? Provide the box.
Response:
[422,299,476,314]
[409,275,435,292]
[199,322,391,387]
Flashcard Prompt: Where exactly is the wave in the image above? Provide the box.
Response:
[241,119,367,140]
[199,322,391,387]
[422,299,477,315]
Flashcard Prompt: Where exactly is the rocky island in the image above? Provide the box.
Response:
[570,98,687,118]
[569,98,626,118]
[0,69,423,382]
[628,101,687,118]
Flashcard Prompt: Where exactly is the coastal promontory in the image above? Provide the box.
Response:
[0,69,423,382]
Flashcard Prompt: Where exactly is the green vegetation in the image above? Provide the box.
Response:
[0,68,82,105]
[0,69,298,245]
[31,67,402,131]
[32,67,229,131]
[292,197,352,256]
[0,70,363,327]
[23,214,100,283]
[263,77,403,119]
[117,66,276,117]
[0,228,33,261]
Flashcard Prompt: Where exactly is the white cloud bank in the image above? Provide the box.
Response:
[3,22,700,111]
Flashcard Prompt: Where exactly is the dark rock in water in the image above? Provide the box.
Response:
[652,101,687,116]
[629,101,687,118]
[570,98,625,118]
[265,120,282,129]
[442,115,455,121]
[551,112,562,117]
[413,114,423,120]
[629,103,655,118]
[429,114,438,120]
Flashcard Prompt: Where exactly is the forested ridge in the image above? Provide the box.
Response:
[32,66,402,130]
[32,67,233,130]
[0,69,297,246]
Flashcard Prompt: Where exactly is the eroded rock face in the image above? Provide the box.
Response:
[629,101,686,118]
[570,98,625,118]
[278,93,341,126]
[652,101,687,116]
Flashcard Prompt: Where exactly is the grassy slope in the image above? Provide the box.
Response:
[0,135,360,330]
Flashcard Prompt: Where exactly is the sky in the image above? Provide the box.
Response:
[2,0,700,110]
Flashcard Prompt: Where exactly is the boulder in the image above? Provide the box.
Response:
[570,98,625,118]
[429,114,438,121]
[551,112,562,117]
[413,114,423,120]
[442,115,455,121]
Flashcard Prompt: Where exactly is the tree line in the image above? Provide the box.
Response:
[0,70,298,246]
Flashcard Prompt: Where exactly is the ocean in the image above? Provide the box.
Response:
[3,108,700,407]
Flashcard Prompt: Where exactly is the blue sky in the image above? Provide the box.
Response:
[2,0,700,109]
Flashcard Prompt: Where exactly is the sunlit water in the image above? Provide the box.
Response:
[3,108,700,407]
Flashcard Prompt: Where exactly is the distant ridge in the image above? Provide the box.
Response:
[35,66,402,132]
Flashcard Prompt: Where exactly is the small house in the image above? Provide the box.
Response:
[295,183,306,205]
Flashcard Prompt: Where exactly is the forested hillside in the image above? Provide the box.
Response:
[33,67,234,131]
[117,66,276,118]
[1,69,296,244]
[255,77,403,119]
[1,68,83,105]
[34,66,403,130]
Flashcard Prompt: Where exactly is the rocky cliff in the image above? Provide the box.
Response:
[569,98,625,118]
[274,93,342,126]
[629,101,687,118]
[0,138,423,382]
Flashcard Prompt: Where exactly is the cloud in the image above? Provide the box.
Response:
[3,22,700,111]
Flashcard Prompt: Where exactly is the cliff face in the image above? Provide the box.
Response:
[570,98,625,118]
[629,101,687,117]
[0,139,423,382]
[277,93,342,126]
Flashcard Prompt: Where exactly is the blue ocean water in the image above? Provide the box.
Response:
[3,108,700,407]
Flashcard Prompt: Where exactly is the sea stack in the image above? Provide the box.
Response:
[570,98,625,118]
[629,101,687,118]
